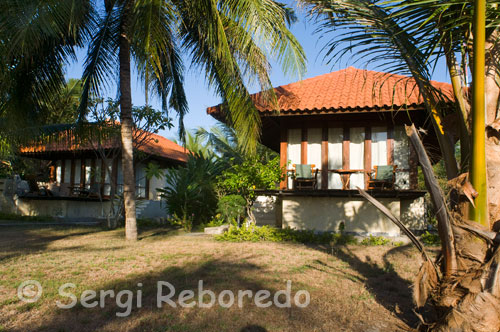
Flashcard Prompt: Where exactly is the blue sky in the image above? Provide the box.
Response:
[65,2,450,141]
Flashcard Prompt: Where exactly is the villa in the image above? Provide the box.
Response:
[208,67,454,236]
[0,125,188,220]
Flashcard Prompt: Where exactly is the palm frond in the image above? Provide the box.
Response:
[176,0,305,153]
[130,0,188,139]
[79,2,122,121]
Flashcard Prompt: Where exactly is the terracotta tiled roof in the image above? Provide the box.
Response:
[19,128,188,163]
[207,67,454,115]
[139,132,188,162]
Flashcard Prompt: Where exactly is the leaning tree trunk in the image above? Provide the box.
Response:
[405,125,500,332]
[119,6,137,241]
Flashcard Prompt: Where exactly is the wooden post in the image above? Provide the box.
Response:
[387,124,394,165]
[342,127,350,170]
[409,143,418,190]
[280,127,288,190]
[49,163,56,183]
[80,159,86,187]
[90,158,96,186]
[321,127,329,189]
[301,127,307,164]
[342,127,350,189]
[364,127,372,188]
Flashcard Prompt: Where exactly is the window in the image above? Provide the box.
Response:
[74,159,81,186]
[63,160,71,184]
[285,124,411,190]
[307,128,322,188]
[135,164,146,198]
[85,159,92,189]
[287,128,301,189]
[55,160,62,184]
[103,158,112,196]
[371,126,388,167]
[328,127,343,189]
[394,126,410,189]
[349,127,365,189]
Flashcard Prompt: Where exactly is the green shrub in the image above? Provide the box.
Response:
[360,235,390,246]
[0,212,54,222]
[168,214,194,232]
[217,195,246,224]
[215,225,358,245]
[136,218,165,228]
[159,153,223,228]
[203,214,227,228]
[421,231,440,246]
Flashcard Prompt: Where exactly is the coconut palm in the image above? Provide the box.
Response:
[195,124,278,166]
[301,0,500,329]
[0,0,92,127]
[84,0,305,241]
[1,0,306,240]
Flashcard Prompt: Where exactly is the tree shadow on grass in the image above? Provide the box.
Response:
[9,259,314,332]
[0,226,103,263]
[309,243,419,329]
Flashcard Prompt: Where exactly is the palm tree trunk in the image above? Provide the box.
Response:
[469,0,489,228]
[119,8,137,241]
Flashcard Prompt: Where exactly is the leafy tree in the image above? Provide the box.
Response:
[217,194,246,226]
[1,0,306,240]
[217,156,284,224]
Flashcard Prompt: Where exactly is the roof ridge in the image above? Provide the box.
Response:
[207,67,453,116]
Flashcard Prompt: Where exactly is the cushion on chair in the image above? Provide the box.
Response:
[295,164,312,179]
[375,165,394,181]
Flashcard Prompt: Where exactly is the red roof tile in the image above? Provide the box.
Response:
[207,67,454,115]
[20,128,188,163]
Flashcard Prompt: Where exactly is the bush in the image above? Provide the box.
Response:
[421,231,440,246]
[360,235,391,246]
[203,214,226,228]
[169,214,194,232]
[217,195,246,225]
[215,225,358,245]
[159,153,223,229]
[0,212,54,222]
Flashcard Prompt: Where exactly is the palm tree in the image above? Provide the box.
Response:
[0,0,92,128]
[301,0,500,329]
[1,0,306,240]
[195,124,278,166]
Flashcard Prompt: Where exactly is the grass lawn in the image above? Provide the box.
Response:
[0,225,428,332]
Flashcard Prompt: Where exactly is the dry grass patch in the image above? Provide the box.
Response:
[0,226,429,332]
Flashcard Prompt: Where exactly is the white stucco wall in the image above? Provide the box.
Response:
[282,196,401,235]
[14,198,112,219]
[253,195,278,226]
[400,197,425,230]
